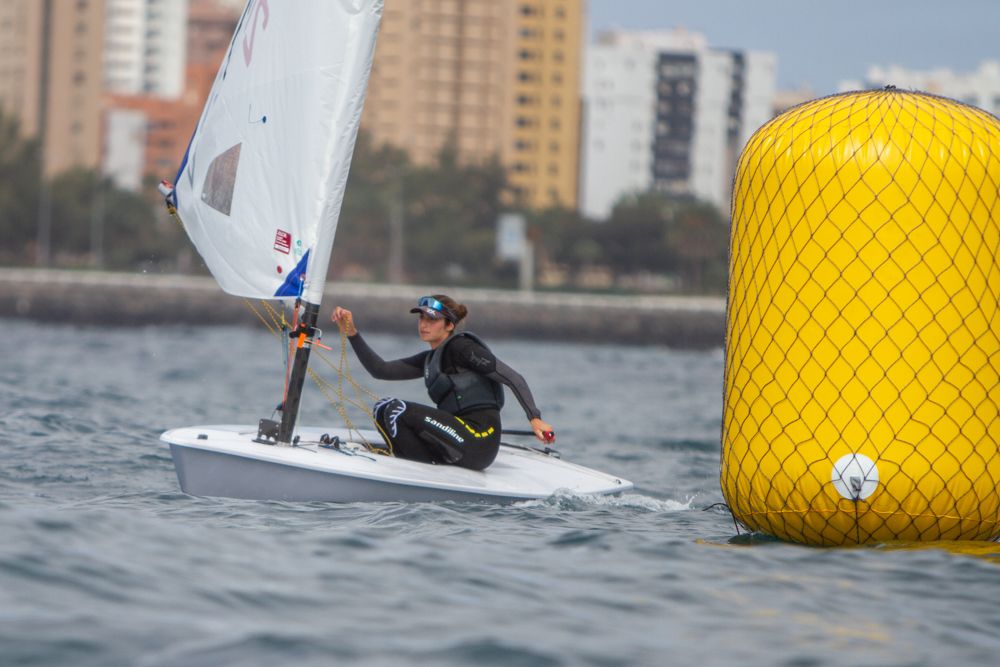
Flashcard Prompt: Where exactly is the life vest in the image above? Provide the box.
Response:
[424,332,505,414]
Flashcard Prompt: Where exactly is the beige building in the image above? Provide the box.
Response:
[508,0,582,209]
[0,0,106,175]
[361,0,582,210]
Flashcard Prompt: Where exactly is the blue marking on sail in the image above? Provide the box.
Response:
[173,135,193,207]
[275,250,310,298]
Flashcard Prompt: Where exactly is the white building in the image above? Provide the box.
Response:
[104,108,148,191]
[104,0,188,98]
[580,28,776,219]
[840,61,1000,116]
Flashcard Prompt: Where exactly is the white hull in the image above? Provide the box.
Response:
[161,425,632,503]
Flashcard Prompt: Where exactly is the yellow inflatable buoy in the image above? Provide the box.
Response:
[721,89,1000,545]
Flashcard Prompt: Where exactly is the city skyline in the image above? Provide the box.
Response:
[588,0,1000,95]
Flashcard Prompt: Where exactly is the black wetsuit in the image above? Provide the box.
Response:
[348,332,542,470]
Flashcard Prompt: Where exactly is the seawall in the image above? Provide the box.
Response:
[0,268,726,348]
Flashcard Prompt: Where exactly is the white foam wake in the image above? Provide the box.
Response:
[517,490,692,512]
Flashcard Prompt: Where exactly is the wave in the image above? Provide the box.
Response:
[517,490,692,512]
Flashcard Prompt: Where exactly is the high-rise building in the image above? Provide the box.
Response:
[362,1,516,166]
[580,29,776,219]
[840,61,1000,116]
[0,0,107,176]
[104,0,188,98]
[508,0,583,208]
[0,0,44,138]
[361,0,583,210]
[186,0,239,67]
[104,0,239,189]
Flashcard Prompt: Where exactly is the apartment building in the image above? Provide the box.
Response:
[0,0,107,175]
[840,60,1000,116]
[104,0,187,98]
[580,28,776,218]
[361,0,583,210]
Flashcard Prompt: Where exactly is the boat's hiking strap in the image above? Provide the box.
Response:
[244,299,393,456]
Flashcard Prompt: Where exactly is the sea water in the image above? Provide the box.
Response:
[0,318,997,666]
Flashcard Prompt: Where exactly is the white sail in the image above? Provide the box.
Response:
[173,0,383,303]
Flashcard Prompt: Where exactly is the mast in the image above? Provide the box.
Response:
[277,301,320,444]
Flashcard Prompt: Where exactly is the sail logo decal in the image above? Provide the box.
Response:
[274,229,292,254]
[242,0,270,67]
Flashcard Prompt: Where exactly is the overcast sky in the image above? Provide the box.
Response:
[587,0,1000,94]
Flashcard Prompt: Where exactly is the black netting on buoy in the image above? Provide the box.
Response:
[721,90,1000,545]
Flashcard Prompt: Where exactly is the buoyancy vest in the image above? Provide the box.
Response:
[424,332,505,414]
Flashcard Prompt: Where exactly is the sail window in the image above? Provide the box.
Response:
[201,143,242,216]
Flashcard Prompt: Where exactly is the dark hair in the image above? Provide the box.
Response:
[434,294,468,325]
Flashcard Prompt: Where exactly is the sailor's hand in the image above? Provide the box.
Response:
[530,418,555,444]
[331,307,357,336]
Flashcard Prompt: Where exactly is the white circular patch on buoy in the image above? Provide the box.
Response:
[831,454,879,500]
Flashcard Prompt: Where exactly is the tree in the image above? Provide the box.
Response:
[333,131,411,281]
[599,191,680,274]
[666,201,729,293]
[0,110,41,264]
[45,168,177,269]
[399,141,511,284]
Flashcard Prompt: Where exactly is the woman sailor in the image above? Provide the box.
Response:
[331,295,554,470]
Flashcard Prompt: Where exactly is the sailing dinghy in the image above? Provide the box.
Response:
[158,0,632,503]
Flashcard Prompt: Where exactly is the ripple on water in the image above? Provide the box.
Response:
[4,321,1000,667]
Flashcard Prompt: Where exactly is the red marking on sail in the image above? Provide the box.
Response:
[274,229,292,254]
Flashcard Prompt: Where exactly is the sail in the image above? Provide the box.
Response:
[173,0,383,303]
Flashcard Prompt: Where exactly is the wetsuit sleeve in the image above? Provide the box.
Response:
[449,337,543,420]
[348,333,425,380]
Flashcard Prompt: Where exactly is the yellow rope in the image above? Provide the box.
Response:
[242,300,390,455]
[246,298,279,335]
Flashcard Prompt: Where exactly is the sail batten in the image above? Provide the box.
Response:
[173,0,383,302]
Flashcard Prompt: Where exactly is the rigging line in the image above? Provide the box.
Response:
[248,299,292,400]
[306,362,387,455]
[244,298,277,335]
[242,298,388,454]
[283,300,302,403]
[259,298,299,406]
[311,329,379,401]
[334,325,382,448]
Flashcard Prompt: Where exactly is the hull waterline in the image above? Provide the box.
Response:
[162,425,633,503]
